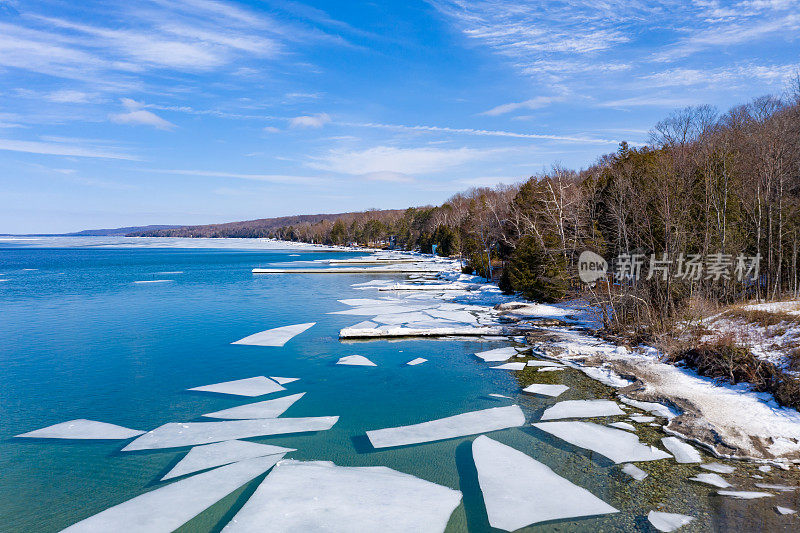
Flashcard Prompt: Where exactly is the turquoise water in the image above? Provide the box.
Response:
[0,240,789,532]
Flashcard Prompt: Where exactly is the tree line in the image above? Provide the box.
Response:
[265,88,800,337]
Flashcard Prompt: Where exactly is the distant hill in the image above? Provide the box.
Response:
[0,225,184,237]
[127,211,407,238]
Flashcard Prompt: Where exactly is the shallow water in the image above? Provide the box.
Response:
[0,239,797,532]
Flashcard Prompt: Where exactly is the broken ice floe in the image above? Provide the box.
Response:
[62,455,282,532]
[162,440,293,480]
[269,376,299,385]
[661,437,702,463]
[472,436,618,530]
[474,347,519,362]
[700,462,736,474]
[758,465,772,473]
[526,360,565,367]
[122,417,339,451]
[538,367,564,372]
[755,483,798,492]
[231,322,316,347]
[406,358,427,365]
[578,366,632,388]
[491,362,526,370]
[488,393,511,399]
[621,464,648,480]
[689,473,731,488]
[647,511,694,532]
[522,384,569,398]
[540,400,625,420]
[532,421,672,463]
[629,415,656,423]
[189,377,285,397]
[336,355,377,366]
[202,393,306,419]
[366,405,525,448]
[776,506,797,515]
[609,422,636,432]
[717,490,773,499]
[618,397,678,419]
[222,460,462,533]
[15,419,145,440]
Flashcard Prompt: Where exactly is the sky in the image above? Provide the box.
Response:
[0,0,798,233]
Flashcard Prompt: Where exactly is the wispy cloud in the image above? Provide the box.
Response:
[290,113,331,128]
[308,145,502,175]
[109,99,176,130]
[142,168,326,185]
[0,138,137,159]
[481,95,566,116]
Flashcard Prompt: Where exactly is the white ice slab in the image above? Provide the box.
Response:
[522,384,569,398]
[189,377,285,397]
[538,367,564,372]
[232,322,316,347]
[578,366,633,388]
[759,465,772,472]
[162,440,293,480]
[776,506,797,515]
[689,473,731,488]
[700,462,736,474]
[406,358,427,365]
[15,419,145,440]
[621,464,648,480]
[533,421,672,463]
[269,376,299,385]
[367,405,525,449]
[488,393,511,399]
[62,455,282,532]
[203,393,306,419]
[491,362,526,371]
[222,460,462,533]
[527,360,565,367]
[472,436,617,530]
[629,415,656,423]
[661,437,702,463]
[122,417,339,451]
[541,400,625,420]
[717,490,773,499]
[647,511,694,532]
[755,483,799,491]
[474,347,519,362]
[609,422,636,432]
[619,397,678,419]
[337,355,377,366]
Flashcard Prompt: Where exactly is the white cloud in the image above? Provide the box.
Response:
[361,171,414,183]
[290,113,331,128]
[481,95,565,116]
[109,99,176,130]
[45,90,93,103]
[143,168,325,185]
[263,126,281,133]
[309,145,499,175]
[0,138,137,159]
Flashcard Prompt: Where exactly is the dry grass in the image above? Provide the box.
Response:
[724,308,800,328]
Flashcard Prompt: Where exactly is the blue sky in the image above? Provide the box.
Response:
[1,0,798,233]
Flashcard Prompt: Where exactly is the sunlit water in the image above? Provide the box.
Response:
[0,239,795,532]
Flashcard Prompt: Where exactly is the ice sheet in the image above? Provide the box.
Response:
[689,473,731,488]
[541,400,625,420]
[661,437,702,463]
[472,436,618,530]
[532,421,672,463]
[232,322,316,347]
[406,358,427,365]
[621,464,648,480]
[162,440,292,480]
[336,355,377,366]
[491,362,526,370]
[62,455,282,532]
[367,405,525,448]
[647,511,694,532]
[15,419,145,440]
[474,347,519,362]
[122,417,339,451]
[189,377,285,397]
[222,460,462,533]
[202,393,305,419]
[522,384,569,397]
